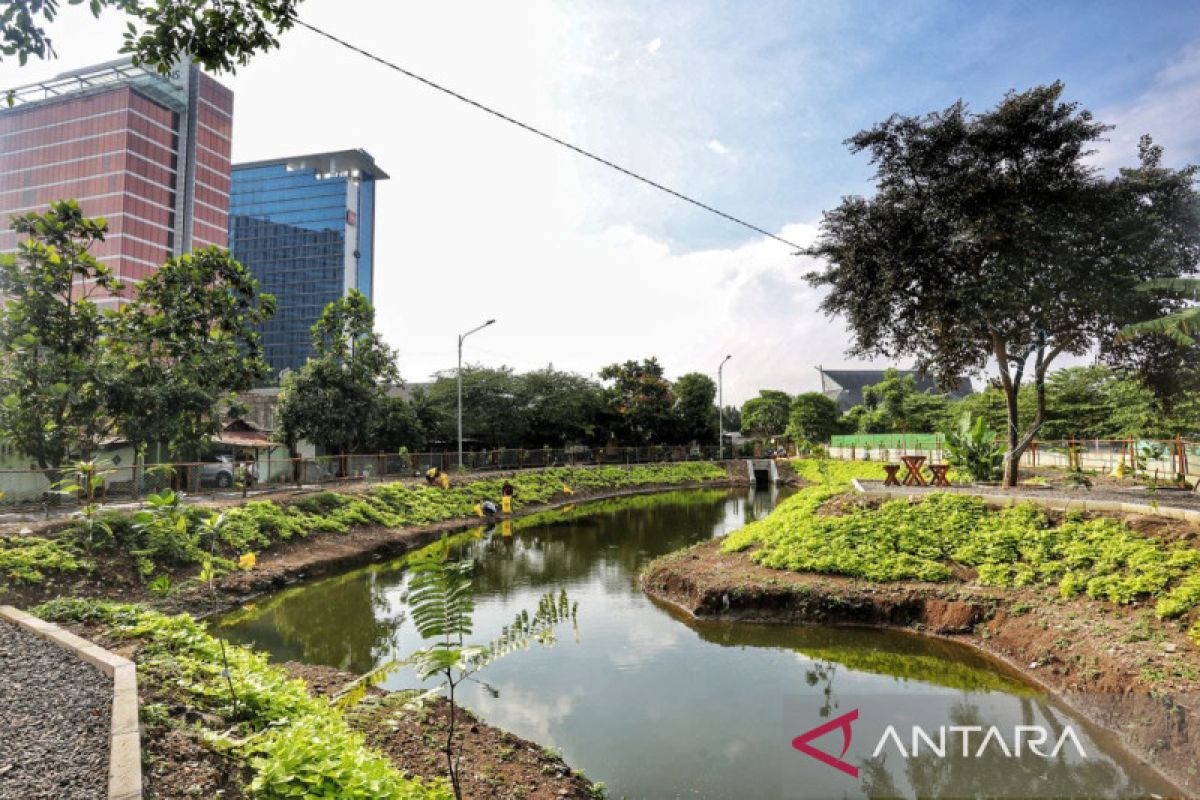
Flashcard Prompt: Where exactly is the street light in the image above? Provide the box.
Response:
[717,354,732,460]
[458,319,496,471]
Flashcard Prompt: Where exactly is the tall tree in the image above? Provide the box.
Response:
[806,84,1200,485]
[787,392,842,444]
[519,366,604,447]
[598,358,675,445]
[423,365,527,449]
[109,246,274,461]
[672,372,718,445]
[720,405,741,434]
[276,291,399,465]
[847,369,949,434]
[740,390,791,439]
[0,201,121,477]
[368,395,426,453]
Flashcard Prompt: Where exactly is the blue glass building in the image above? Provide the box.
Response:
[229,150,388,377]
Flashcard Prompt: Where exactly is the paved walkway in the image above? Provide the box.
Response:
[857,479,1200,514]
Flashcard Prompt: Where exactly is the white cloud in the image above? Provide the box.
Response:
[1091,42,1200,169]
[0,0,878,405]
[646,37,663,54]
[706,138,729,155]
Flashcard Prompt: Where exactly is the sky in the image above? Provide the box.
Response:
[3,0,1200,403]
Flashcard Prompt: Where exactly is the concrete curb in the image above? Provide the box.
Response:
[850,478,1200,523]
[0,605,141,800]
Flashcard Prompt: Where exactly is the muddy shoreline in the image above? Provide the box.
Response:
[182,477,747,618]
[640,539,1199,797]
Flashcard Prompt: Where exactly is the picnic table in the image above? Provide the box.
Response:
[900,455,928,486]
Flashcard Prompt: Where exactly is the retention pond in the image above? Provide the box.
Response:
[217,487,1175,799]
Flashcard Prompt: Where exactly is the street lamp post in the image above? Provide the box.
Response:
[458,319,496,471]
[717,354,732,460]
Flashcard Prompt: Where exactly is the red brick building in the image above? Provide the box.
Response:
[0,59,233,302]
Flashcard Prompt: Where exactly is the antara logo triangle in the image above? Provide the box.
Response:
[791,708,859,778]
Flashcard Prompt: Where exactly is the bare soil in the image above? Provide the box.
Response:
[280,663,598,799]
[641,537,1200,797]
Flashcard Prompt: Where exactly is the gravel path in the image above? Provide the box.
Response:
[0,618,111,800]
[859,479,1200,511]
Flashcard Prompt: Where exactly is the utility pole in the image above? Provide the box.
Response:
[718,354,732,460]
[458,319,496,471]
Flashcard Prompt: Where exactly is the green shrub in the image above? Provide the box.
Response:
[722,471,1200,619]
[34,600,449,800]
[1157,573,1200,619]
[250,715,450,800]
[941,413,1004,482]
[33,464,726,584]
[0,536,85,584]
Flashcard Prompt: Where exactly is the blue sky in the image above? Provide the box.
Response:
[3,1,1199,401]
[559,0,1200,250]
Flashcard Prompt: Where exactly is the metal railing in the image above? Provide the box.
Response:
[0,445,733,513]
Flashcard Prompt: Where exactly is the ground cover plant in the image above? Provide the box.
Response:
[724,461,1200,627]
[1,463,727,592]
[34,598,451,800]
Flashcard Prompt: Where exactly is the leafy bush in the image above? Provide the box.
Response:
[34,600,449,800]
[0,536,85,584]
[130,491,204,571]
[724,475,1200,620]
[31,464,726,585]
[942,413,1003,482]
[250,715,448,800]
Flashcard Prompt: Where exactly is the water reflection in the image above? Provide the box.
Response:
[218,488,1174,799]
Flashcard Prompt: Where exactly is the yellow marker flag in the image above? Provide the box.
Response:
[562,485,574,495]
[238,553,257,571]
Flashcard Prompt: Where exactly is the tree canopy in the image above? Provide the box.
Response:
[276,290,399,459]
[740,390,791,439]
[109,246,274,459]
[806,83,1200,484]
[0,202,121,472]
[787,392,842,444]
[598,358,676,445]
[2,0,300,79]
[672,372,718,445]
[0,203,275,473]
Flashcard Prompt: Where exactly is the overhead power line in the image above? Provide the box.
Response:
[296,19,803,251]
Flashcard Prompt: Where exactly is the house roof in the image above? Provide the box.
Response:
[817,368,973,412]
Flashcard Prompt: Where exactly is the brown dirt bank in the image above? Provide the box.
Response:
[641,539,1200,797]
[281,662,599,800]
[0,468,749,614]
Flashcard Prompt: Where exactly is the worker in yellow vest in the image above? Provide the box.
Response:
[501,480,515,514]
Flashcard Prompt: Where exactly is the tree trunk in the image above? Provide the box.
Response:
[1001,382,1022,487]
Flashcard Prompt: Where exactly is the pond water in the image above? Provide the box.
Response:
[217,487,1174,799]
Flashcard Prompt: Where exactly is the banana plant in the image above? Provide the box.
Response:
[1117,278,1200,345]
[941,413,1004,483]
